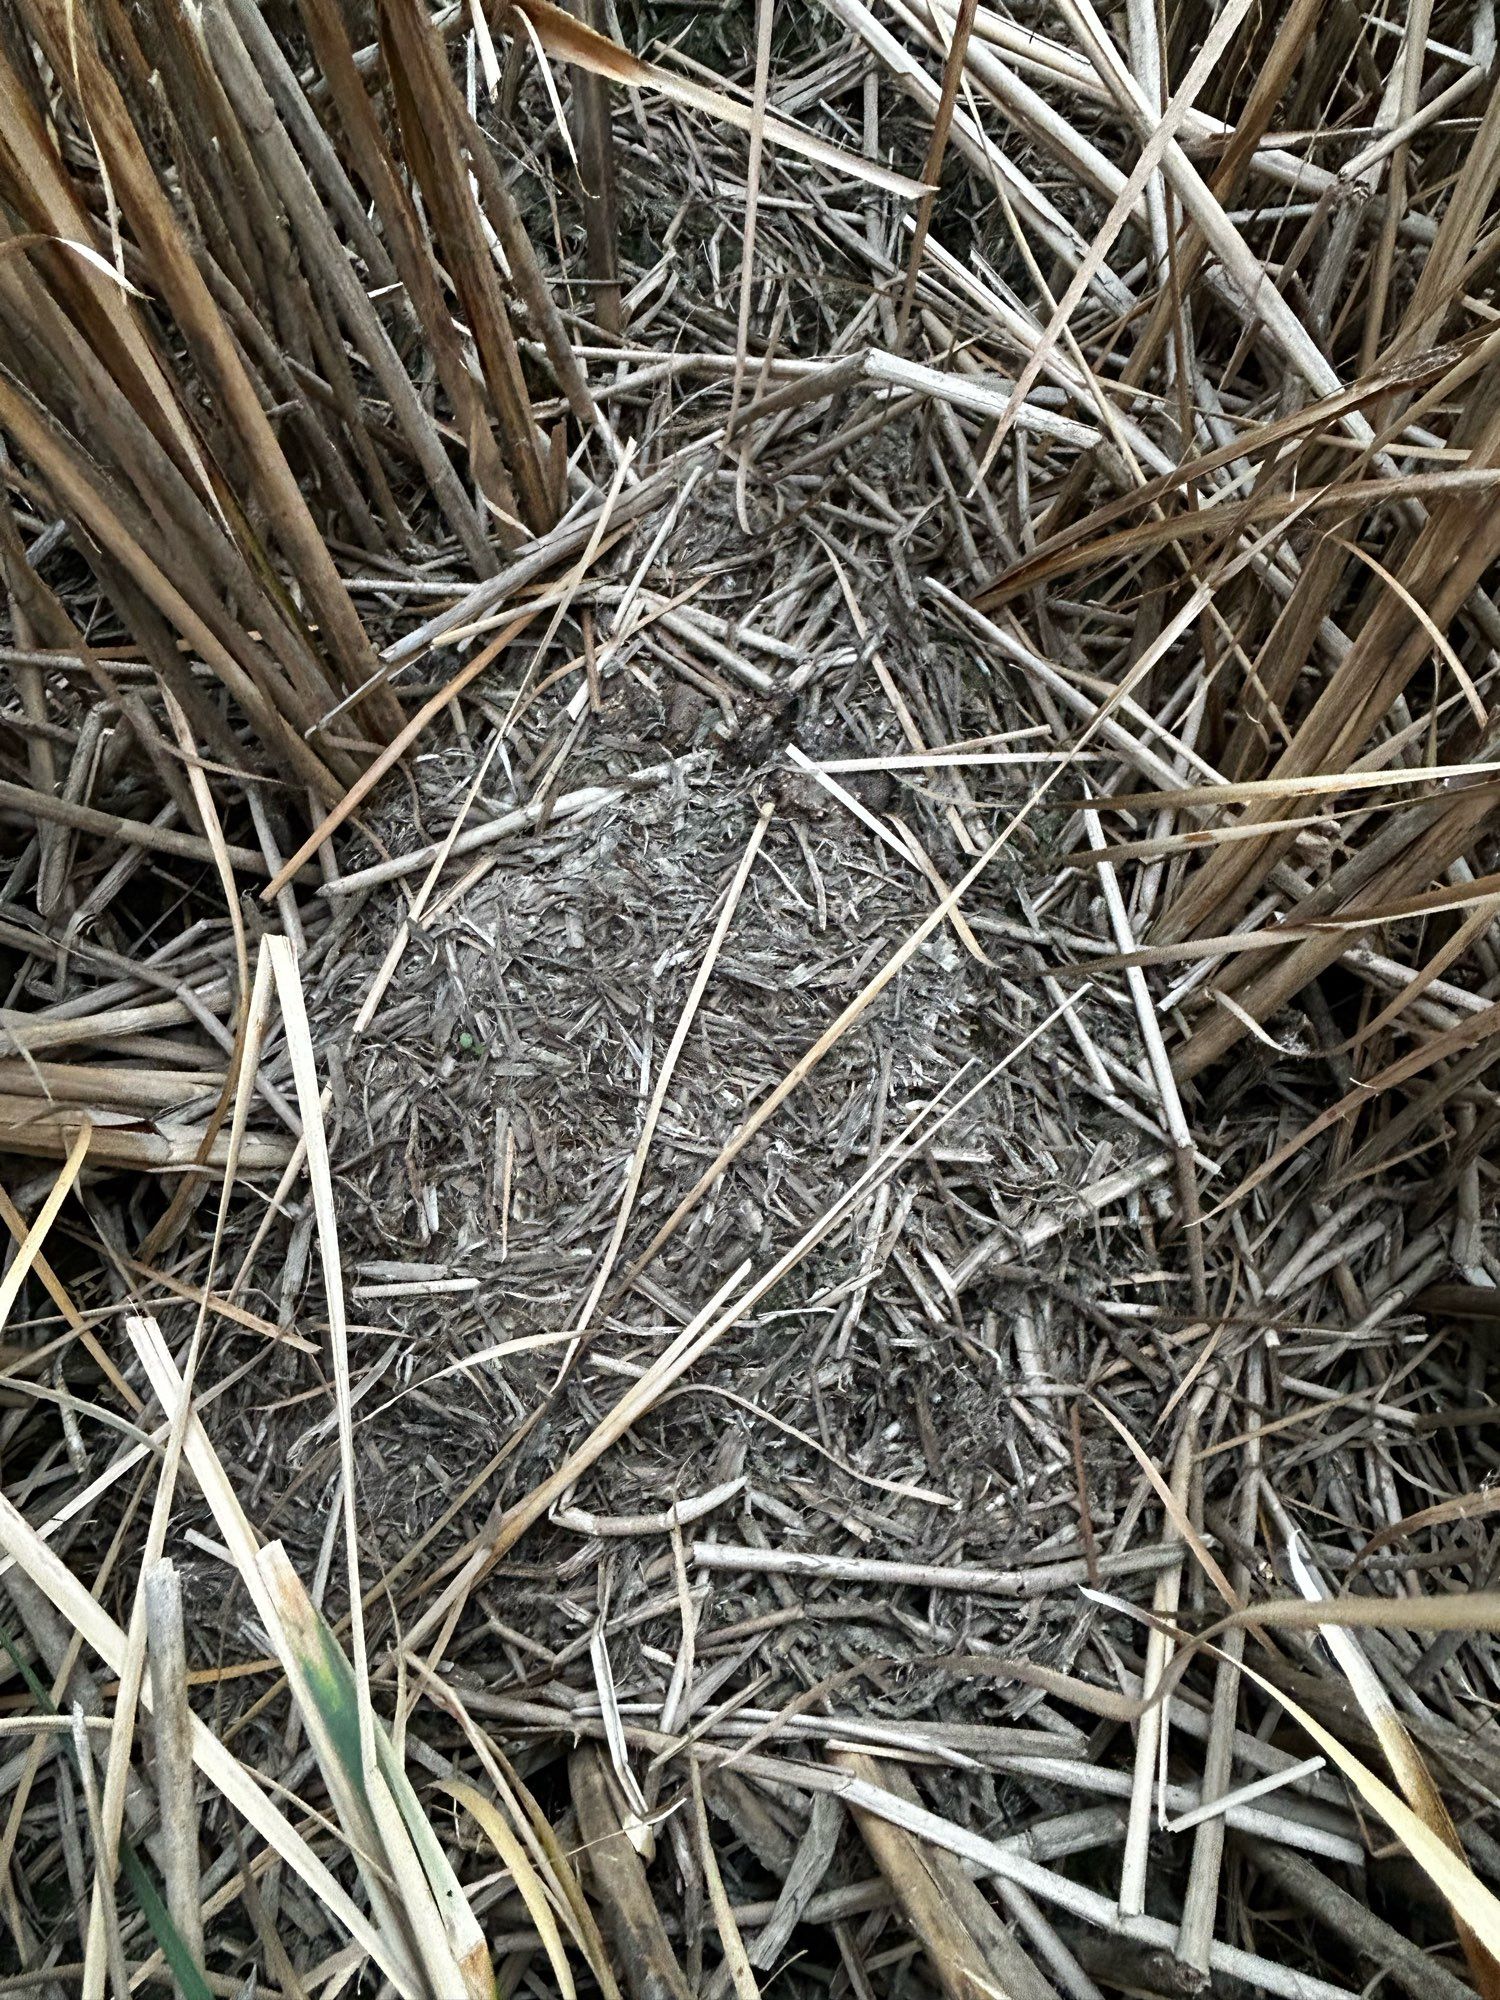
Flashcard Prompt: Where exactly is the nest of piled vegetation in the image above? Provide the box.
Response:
[6,0,1500,1997]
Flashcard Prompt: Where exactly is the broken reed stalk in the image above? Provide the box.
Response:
[568,0,621,334]
[143,1560,205,1991]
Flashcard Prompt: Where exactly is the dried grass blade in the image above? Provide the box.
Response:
[0,1122,90,1335]
[441,1779,575,1999]
[0,1483,418,1991]
[1234,1648,1500,1979]
[125,1316,487,1996]
[509,0,928,196]
[1281,1529,1499,2000]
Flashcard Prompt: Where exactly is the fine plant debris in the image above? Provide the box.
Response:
[3,0,1500,1996]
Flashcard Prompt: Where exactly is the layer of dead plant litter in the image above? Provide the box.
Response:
[5,0,1500,1998]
